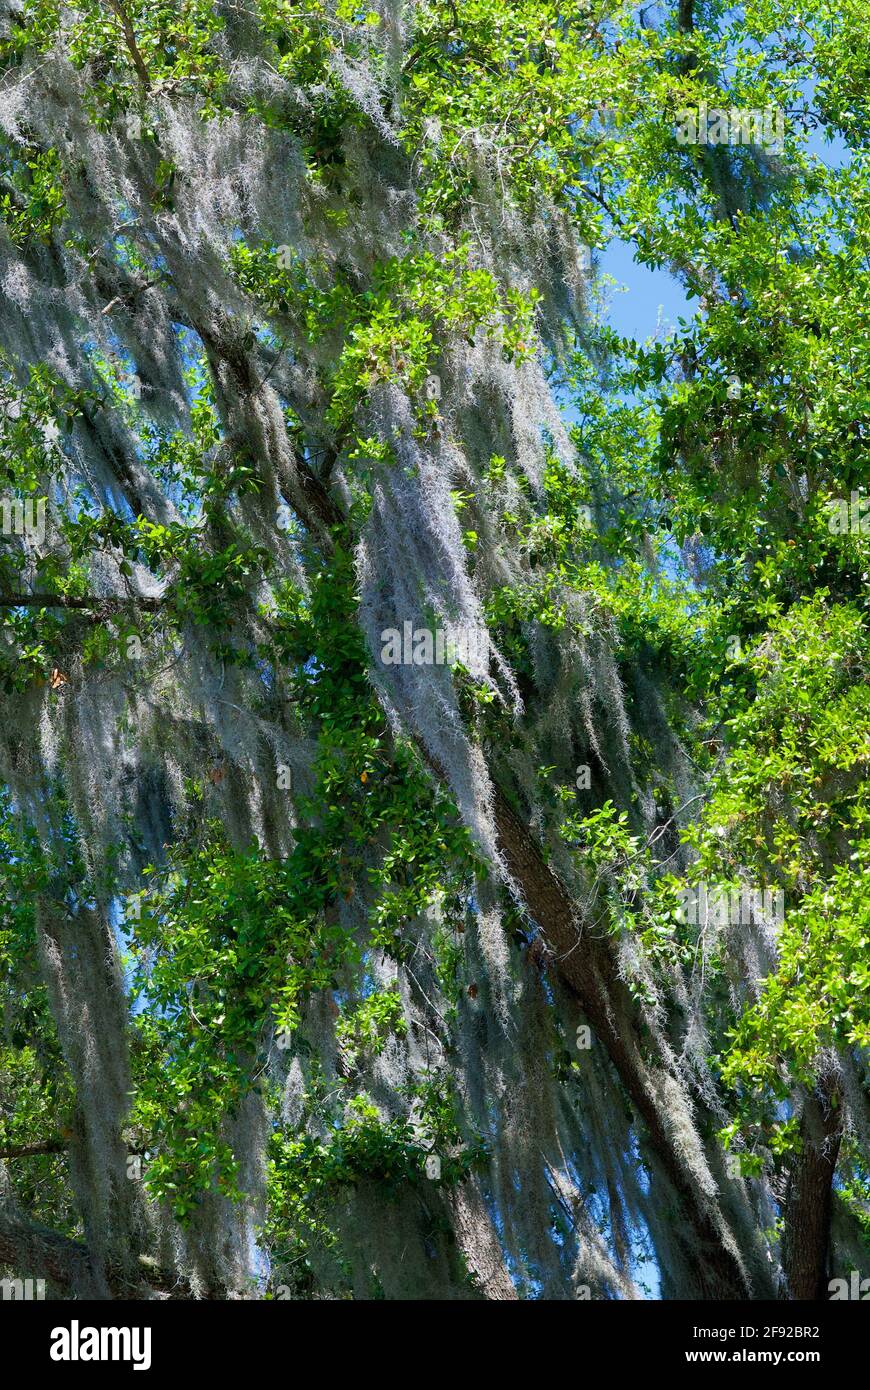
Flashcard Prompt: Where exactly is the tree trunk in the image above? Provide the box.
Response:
[493,786,759,1299]
[783,1081,841,1300]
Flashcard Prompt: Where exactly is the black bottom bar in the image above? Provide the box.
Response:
[3,1297,863,1377]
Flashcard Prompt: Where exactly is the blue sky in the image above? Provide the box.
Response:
[599,238,694,340]
[597,110,851,342]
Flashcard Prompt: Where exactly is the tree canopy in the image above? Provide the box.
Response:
[0,0,868,1301]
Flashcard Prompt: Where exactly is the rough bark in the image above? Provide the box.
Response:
[0,1209,106,1298]
[492,785,758,1299]
[783,1081,842,1301]
[449,1180,519,1301]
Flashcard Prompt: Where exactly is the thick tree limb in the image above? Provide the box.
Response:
[0,1208,104,1298]
[198,323,345,541]
[492,785,756,1299]
[0,1139,67,1160]
[678,0,694,32]
[783,1079,842,1300]
[448,1180,518,1300]
[0,593,162,611]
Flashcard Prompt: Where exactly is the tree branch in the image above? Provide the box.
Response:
[105,0,152,91]
[0,1208,104,1297]
[490,783,756,1298]
[0,593,162,612]
[783,1078,842,1299]
[101,278,160,317]
[0,1140,67,1160]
